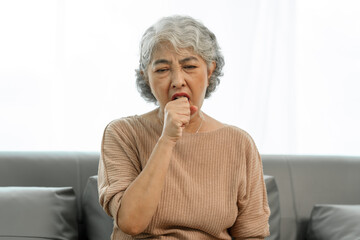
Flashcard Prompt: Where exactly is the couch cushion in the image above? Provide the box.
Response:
[0,151,99,222]
[306,204,360,240]
[264,175,280,240]
[288,156,360,239]
[0,186,78,240]
[262,155,297,240]
[83,175,113,240]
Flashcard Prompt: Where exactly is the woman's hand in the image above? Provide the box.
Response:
[161,97,197,143]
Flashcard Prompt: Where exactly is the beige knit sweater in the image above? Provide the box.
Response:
[98,115,270,240]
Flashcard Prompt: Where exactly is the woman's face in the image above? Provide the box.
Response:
[146,43,215,113]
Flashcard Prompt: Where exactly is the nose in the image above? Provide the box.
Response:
[171,68,186,88]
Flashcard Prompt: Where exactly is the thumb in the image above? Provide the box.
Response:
[190,105,198,115]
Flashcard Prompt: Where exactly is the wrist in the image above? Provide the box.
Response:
[158,135,177,148]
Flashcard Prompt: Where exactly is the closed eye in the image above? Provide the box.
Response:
[155,68,169,73]
[184,65,197,69]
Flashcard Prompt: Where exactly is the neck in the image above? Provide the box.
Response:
[185,111,204,133]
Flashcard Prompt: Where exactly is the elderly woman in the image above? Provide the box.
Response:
[98,15,270,240]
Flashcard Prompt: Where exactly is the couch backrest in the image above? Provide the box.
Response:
[262,155,360,240]
[0,151,99,240]
[0,151,282,240]
[2,152,359,240]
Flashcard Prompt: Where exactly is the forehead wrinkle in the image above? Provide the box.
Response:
[179,56,199,64]
[151,55,200,68]
[152,59,172,67]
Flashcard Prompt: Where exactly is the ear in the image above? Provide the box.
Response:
[140,70,149,85]
[207,61,216,85]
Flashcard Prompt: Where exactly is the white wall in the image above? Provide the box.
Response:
[0,0,359,155]
[295,0,360,155]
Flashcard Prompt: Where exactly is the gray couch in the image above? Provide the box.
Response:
[0,152,359,240]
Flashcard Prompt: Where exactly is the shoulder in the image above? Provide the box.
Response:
[220,126,262,171]
[223,124,255,141]
[106,108,160,130]
[201,114,254,145]
[217,124,259,153]
[104,111,161,139]
[106,115,142,132]
[101,116,142,146]
[104,115,153,138]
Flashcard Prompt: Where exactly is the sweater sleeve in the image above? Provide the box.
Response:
[229,134,270,239]
[97,119,141,227]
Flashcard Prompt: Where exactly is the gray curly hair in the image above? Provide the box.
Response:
[135,15,225,103]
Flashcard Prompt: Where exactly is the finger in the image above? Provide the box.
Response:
[167,99,190,111]
[190,105,198,115]
[178,115,190,126]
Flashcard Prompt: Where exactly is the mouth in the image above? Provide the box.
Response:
[171,93,190,101]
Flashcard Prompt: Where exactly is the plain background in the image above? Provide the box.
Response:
[0,0,359,155]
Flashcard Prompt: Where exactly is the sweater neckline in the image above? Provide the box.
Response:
[181,124,230,137]
[133,114,231,137]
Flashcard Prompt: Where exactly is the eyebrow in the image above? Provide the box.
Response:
[152,56,199,67]
[179,56,199,64]
[152,59,171,67]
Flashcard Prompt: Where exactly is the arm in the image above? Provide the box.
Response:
[98,98,194,236]
[233,238,265,240]
[229,134,270,239]
[119,98,194,235]
[117,136,175,235]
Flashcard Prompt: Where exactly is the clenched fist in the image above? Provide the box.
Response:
[160,97,198,143]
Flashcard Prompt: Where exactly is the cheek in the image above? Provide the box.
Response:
[146,77,158,97]
[190,76,209,97]
[148,77,169,99]
[200,71,210,88]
